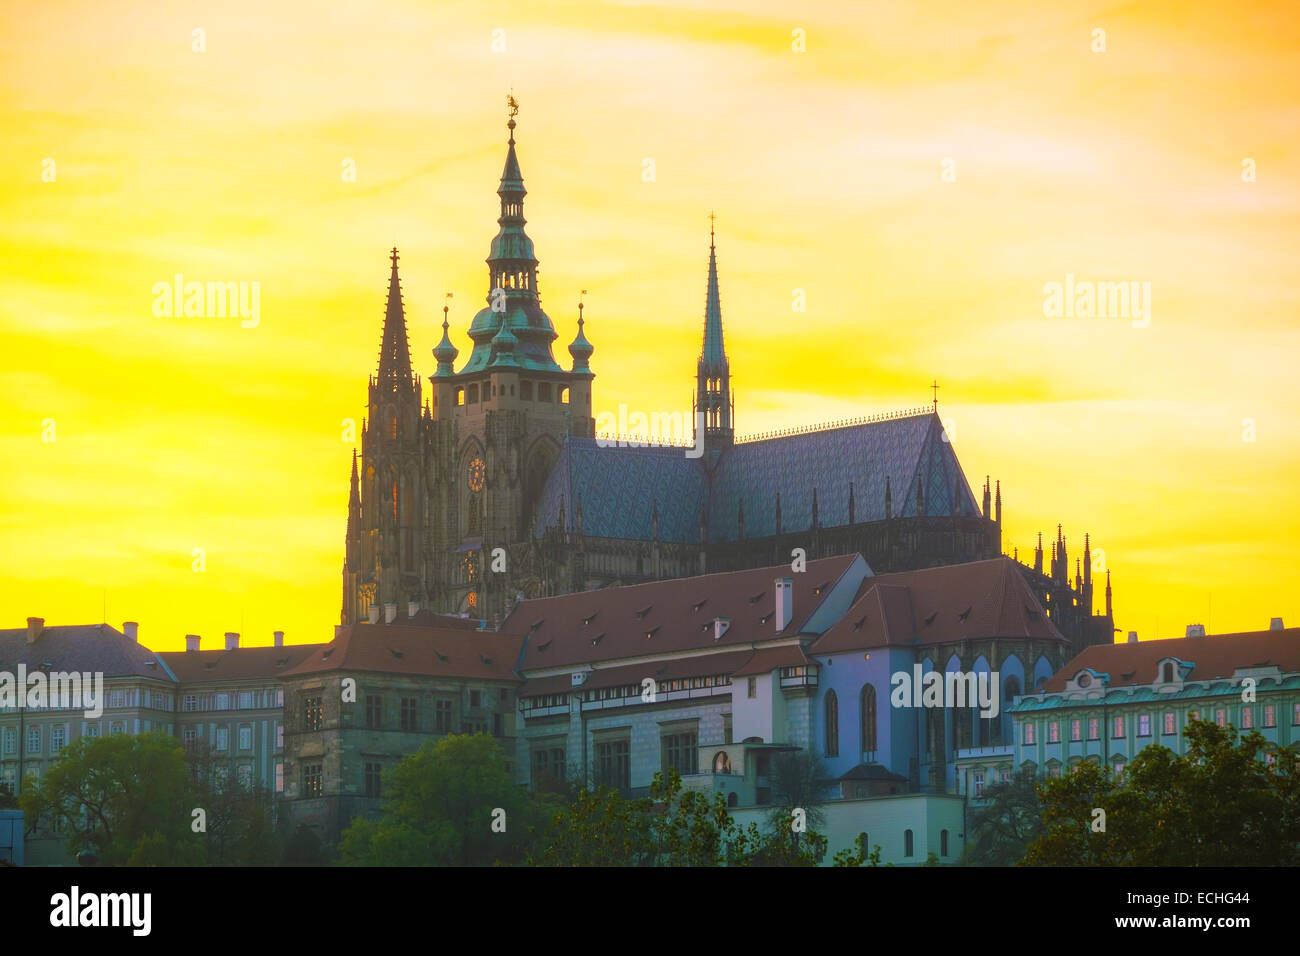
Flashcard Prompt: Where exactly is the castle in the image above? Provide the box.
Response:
[341,109,1115,657]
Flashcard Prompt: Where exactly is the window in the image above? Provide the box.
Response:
[216,728,229,751]
[109,691,124,709]
[747,677,756,699]
[84,723,100,739]
[1048,721,1059,743]
[1023,722,1034,745]
[824,690,839,757]
[239,726,252,751]
[595,739,630,791]
[238,692,253,710]
[183,695,197,713]
[662,732,699,775]
[110,722,124,736]
[1215,708,1226,727]
[1138,714,1151,737]
[51,725,65,751]
[27,727,40,754]
[302,763,323,798]
[860,684,877,752]
[183,728,198,747]
[400,698,419,732]
[724,714,733,744]
[364,762,382,798]
[302,696,323,731]
[216,693,229,711]
[493,713,503,737]
[435,700,452,733]
[275,762,284,793]
[538,382,552,402]
[973,771,985,797]
[470,690,481,708]
[1264,704,1276,728]
[276,689,284,708]
[1163,712,1176,735]
[237,765,252,790]
[940,829,949,856]
[532,747,567,786]
[1114,762,1124,778]
[1293,702,1300,725]
[0,728,13,755]
[276,723,284,749]
[1070,718,1081,742]
[1088,717,1099,740]
[365,695,383,729]
[1161,662,1175,683]
[1111,716,1125,739]
[904,829,914,857]
[1241,706,1253,729]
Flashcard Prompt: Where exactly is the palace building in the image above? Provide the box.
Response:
[340,108,1114,658]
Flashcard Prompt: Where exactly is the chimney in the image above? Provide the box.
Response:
[1270,617,1284,631]
[774,578,793,633]
[185,634,200,652]
[26,617,44,645]
[123,621,139,642]
[367,604,380,624]
[273,630,284,647]
[224,631,240,650]
[384,602,398,624]
[1185,624,1205,638]
[408,601,419,619]
[713,617,731,641]
[1127,631,1138,644]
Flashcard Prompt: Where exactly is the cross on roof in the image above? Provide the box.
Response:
[390,247,399,266]
[931,379,939,411]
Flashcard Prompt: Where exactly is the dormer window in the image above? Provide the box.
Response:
[1077,671,1092,688]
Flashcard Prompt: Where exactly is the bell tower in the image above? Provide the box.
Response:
[694,218,734,455]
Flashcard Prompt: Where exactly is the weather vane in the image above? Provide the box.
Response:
[507,93,519,118]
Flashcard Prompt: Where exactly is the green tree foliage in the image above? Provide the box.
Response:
[1024,719,1300,866]
[185,742,278,865]
[537,768,828,867]
[831,832,883,867]
[19,731,205,865]
[338,733,540,866]
[961,770,1045,866]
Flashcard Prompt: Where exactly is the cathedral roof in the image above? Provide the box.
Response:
[532,411,981,543]
[808,557,1067,655]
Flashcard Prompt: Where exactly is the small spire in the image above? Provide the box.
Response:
[569,290,594,374]
[433,292,459,376]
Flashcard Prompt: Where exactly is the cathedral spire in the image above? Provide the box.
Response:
[694,216,733,451]
[345,450,361,571]
[377,247,414,388]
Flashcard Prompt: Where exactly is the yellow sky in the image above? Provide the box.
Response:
[2,0,1297,651]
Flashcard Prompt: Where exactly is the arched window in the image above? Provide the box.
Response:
[904,829,914,857]
[386,407,397,440]
[860,684,877,753]
[824,690,839,757]
[713,751,731,774]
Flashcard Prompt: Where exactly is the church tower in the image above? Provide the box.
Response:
[423,100,595,619]
[694,222,734,455]
[346,248,427,623]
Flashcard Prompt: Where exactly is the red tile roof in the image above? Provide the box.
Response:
[281,624,523,682]
[731,643,815,676]
[505,555,859,671]
[1042,627,1300,691]
[809,557,1066,654]
[160,644,325,682]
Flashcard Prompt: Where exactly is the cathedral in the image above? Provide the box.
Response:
[341,109,1115,656]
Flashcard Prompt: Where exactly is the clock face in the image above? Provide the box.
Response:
[467,457,485,492]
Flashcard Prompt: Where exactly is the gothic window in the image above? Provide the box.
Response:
[467,384,479,404]
[824,690,839,757]
[391,479,398,524]
[538,382,552,402]
[559,386,569,404]
[456,387,465,406]
[387,407,397,440]
[860,684,877,753]
[520,381,533,401]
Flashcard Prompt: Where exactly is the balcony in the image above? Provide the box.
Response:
[779,666,817,690]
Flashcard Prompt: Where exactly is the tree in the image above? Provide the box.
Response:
[339,733,541,866]
[19,731,206,865]
[185,742,278,865]
[537,768,827,867]
[832,832,883,867]
[961,770,1045,866]
[1024,719,1300,866]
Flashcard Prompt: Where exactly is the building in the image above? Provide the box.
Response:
[0,619,179,864]
[505,553,1072,864]
[277,619,523,843]
[159,631,323,798]
[339,107,1113,658]
[956,621,1300,800]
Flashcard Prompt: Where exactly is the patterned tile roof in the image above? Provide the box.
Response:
[533,412,981,543]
